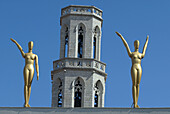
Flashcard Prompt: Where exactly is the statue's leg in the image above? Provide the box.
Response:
[27,68,34,107]
[131,67,137,108]
[24,68,29,107]
[136,68,142,108]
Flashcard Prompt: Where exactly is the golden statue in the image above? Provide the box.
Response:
[10,38,39,107]
[116,32,149,108]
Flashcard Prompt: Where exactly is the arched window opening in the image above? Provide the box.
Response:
[74,90,82,107]
[93,26,100,59]
[58,90,62,107]
[57,79,63,107]
[65,27,69,57]
[94,80,103,107]
[94,91,98,107]
[74,78,84,107]
[78,26,84,58]
[93,36,97,59]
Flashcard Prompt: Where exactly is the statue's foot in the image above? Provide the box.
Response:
[136,105,140,108]
[27,104,30,107]
[24,104,27,107]
[24,104,30,107]
[134,104,140,108]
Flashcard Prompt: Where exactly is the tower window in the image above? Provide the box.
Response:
[94,91,98,107]
[78,26,84,58]
[93,26,100,60]
[94,82,99,107]
[94,80,103,107]
[74,91,82,107]
[65,27,69,57]
[93,36,96,59]
[57,80,63,107]
[74,79,83,107]
[58,90,62,107]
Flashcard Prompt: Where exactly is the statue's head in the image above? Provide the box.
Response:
[28,41,33,50]
[134,40,139,49]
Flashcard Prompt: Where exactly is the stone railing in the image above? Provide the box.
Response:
[61,5,103,19]
[53,58,106,72]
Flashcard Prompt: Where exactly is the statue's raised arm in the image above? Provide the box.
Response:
[10,38,25,58]
[142,35,149,58]
[116,32,132,57]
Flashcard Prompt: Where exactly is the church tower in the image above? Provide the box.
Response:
[51,5,107,108]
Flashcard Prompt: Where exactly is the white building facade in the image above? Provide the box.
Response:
[51,5,107,108]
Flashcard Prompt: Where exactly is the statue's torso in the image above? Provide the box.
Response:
[131,52,142,68]
[24,53,36,69]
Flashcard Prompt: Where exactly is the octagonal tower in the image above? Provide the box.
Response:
[51,5,107,108]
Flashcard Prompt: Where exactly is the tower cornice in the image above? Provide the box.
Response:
[52,58,106,73]
[60,5,103,26]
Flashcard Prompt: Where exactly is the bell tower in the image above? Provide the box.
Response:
[51,5,107,107]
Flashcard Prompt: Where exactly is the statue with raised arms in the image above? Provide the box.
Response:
[11,38,39,107]
[116,32,149,108]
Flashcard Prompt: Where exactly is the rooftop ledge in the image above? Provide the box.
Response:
[61,5,103,20]
[1,107,170,114]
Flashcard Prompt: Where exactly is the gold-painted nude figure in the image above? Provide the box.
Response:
[11,38,39,107]
[116,32,149,108]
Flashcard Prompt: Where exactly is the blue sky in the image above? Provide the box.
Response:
[0,0,170,107]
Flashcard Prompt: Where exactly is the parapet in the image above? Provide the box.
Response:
[60,5,103,23]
